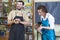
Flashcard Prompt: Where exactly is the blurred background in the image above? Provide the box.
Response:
[0,0,60,40]
[0,0,33,40]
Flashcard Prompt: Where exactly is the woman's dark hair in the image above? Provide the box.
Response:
[37,5,48,13]
[17,1,24,5]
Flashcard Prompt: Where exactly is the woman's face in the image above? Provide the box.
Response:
[38,9,45,16]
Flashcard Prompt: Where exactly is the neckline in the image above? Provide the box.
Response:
[17,16,23,17]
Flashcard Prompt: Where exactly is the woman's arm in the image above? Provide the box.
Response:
[42,26,52,29]
[22,12,30,26]
[42,15,55,29]
[37,26,52,30]
[38,14,55,30]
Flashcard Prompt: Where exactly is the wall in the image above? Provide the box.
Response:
[35,0,60,2]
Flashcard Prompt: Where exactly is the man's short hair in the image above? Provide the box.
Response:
[17,1,24,5]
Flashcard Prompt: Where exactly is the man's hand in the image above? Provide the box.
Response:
[13,19,21,24]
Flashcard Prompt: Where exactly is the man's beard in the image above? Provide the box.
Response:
[17,8,21,10]
[16,7,21,10]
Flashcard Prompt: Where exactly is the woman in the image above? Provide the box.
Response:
[37,5,56,40]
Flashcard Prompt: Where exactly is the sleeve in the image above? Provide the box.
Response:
[23,13,30,21]
[41,16,43,21]
[48,15,55,29]
[7,11,13,21]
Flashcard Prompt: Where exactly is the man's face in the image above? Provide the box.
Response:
[38,9,45,16]
[16,2,23,9]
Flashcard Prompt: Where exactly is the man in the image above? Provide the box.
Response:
[8,1,30,40]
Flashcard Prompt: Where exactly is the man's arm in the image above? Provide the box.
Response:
[21,12,30,26]
[20,21,30,25]
[7,10,14,25]
[8,20,15,25]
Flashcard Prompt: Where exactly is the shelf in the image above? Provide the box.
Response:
[0,24,5,25]
[26,32,32,35]
[0,17,7,19]
[0,1,3,12]
[0,1,2,3]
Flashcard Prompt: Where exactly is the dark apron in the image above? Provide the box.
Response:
[41,18,56,40]
[9,16,25,40]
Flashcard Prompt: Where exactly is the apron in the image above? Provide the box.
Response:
[41,18,56,40]
[9,16,25,40]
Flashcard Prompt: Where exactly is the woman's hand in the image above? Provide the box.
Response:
[37,26,42,31]
[34,24,38,29]
[34,24,41,29]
